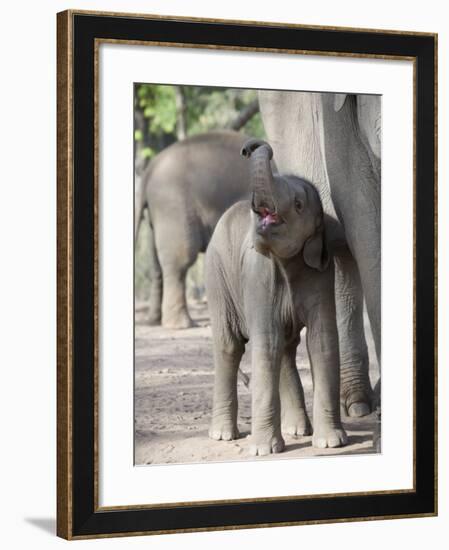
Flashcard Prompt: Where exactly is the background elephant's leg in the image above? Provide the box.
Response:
[334,247,374,417]
[209,337,244,441]
[160,264,194,329]
[146,218,163,325]
[155,224,199,329]
[153,212,202,329]
[279,340,312,436]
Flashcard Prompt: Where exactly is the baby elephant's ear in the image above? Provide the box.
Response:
[303,225,330,272]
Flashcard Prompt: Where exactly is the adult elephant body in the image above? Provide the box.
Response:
[259,91,381,416]
[135,131,252,329]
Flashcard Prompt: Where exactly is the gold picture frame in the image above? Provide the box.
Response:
[57,9,437,539]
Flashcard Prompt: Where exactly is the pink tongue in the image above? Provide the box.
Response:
[261,210,278,227]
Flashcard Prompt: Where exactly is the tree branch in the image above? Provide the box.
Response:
[229,99,259,131]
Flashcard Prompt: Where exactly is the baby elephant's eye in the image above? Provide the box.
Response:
[295,198,304,212]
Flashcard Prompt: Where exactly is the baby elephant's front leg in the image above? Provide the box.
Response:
[307,304,348,449]
[209,339,244,441]
[250,342,285,456]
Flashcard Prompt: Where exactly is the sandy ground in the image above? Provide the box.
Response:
[135,301,380,466]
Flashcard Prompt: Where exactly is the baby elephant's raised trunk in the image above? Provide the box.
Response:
[240,139,277,213]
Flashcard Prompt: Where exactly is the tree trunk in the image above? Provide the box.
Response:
[175,86,187,140]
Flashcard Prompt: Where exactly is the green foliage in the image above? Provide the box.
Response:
[137,84,178,133]
[244,112,265,140]
[141,147,155,160]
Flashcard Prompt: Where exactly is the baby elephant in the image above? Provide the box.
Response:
[206,139,348,456]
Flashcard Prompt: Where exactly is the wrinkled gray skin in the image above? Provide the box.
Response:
[206,139,347,455]
[258,91,381,417]
[135,131,252,329]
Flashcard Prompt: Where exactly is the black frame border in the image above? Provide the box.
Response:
[59,10,437,539]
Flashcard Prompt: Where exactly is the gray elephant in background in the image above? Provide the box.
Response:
[135,131,252,329]
[206,139,347,456]
[259,91,381,417]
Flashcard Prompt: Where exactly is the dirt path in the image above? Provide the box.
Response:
[135,301,380,465]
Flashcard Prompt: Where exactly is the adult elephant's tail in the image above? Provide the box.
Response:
[135,156,159,239]
[135,161,163,325]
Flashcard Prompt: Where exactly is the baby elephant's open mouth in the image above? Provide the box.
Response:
[256,207,282,230]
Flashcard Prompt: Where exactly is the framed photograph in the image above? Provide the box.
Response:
[57,10,437,540]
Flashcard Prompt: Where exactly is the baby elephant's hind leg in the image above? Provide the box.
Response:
[209,337,245,441]
[280,342,312,437]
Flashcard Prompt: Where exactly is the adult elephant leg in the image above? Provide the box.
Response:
[321,94,381,384]
[279,339,312,436]
[320,92,381,391]
[334,246,374,417]
[337,169,381,407]
[146,217,162,325]
[350,233,381,409]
